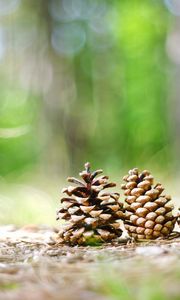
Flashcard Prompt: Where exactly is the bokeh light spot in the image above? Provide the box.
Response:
[51,22,86,56]
[49,0,74,22]
[62,0,107,21]
[0,0,21,16]
[164,0,180,15]
[0,27,6,60]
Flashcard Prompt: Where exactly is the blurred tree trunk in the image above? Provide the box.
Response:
[34,0,91,175]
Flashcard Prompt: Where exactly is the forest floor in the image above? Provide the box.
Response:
[0,225,179,300]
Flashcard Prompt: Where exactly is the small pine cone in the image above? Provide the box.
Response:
[121,168,178,240]
[56,162,125,245]
[177,208,180,227]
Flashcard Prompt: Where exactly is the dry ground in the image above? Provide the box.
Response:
[0,225,179,300]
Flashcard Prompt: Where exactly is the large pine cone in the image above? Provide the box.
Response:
[56,163,125,245]
[121,168,177,240]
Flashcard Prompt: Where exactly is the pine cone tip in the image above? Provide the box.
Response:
[85,162,91,172]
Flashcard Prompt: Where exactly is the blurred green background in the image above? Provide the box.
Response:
[0,0,180,225]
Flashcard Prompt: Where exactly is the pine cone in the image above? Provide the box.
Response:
[56,162,125,245]
[121,168,177,240]
[177,208,180,227]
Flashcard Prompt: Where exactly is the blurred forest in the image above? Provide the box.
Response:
[0,0,180,224]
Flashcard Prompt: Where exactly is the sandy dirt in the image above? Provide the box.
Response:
[0,225,179,300]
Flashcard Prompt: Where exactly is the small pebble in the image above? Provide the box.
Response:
[136,246,166,256]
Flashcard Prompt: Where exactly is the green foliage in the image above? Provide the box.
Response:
[99,269,174,300]
[0,84,40,175]
[0,0,174,176]
[0,282,19,291]
[115,0,171,168]
[84,237,103,246]
[85,0,171,171]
